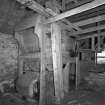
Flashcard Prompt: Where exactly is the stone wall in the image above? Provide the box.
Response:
[0,33,18,82]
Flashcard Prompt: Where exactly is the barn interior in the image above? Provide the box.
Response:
[1,0,105,105]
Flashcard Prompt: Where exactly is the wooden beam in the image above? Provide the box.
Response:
[15,13,105,32]
[63,19,81,31]
[79,49,97,52]
[66,0,93,10]
[74,14,105,27]
[20,52,40,59]
[72,8,105,23]
[92,37,95,50]
[16,0,50,17]
[77,32,105,40]
[95,52,97,64]
[97,22,101,51]
[77,35,95,40]
[46,8,81,31]
[18,57,24,76]
[62,0,66,10]
[45,3,81,31]
[70,24,105,36]
[76,56,80,89]
[16,0,81,31]
[63,61,70,93]
[51,23,64,103]
[15,32,24,76]
[59,22,73,31]
[44,0,105,24]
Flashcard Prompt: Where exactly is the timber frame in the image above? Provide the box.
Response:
[15,0,105,105]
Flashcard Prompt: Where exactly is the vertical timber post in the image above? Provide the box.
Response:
[51,22,64,103]
[63,30,69,93]
[35,15,47,105]
[62,0,66,11]
[92,37,95,50]
[63,61,70,93]
[18,58,23,76]
[97,22,101,51]
[76,57,80,89]
[15,32,24,77]
[76,42,80,89]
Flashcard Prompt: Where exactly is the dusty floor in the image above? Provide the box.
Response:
[61,89,105,105]
[1,90,105,105]
[1,82,105,105]
[0,89,105,105]
[53,80,105,105]
[0,92,38,105]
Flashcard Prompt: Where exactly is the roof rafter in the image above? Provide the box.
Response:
[16,0,81,31]
[74,14,105,26]
[77,32,105,40]
[66,0,93,10]
[69,24,105,36]
[66,0,78,4]
[44,0,105,24]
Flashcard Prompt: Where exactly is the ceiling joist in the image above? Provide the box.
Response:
[70,24,105,36]
[16,0,81,31]
[16,0,50,16]
[45,8,81,31]
[44,0,105,24]
[77,32,105,40]
[16,13,105,32]
[66,0,93,10]
[74,14,105,26]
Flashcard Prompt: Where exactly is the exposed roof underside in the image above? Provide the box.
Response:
[0,0,105,39]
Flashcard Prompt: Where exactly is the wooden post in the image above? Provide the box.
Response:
[51,22,64,103]
[63,61,70,93]
[92,37,95,50]
[75,42,80,89]
[95,52,97,65]
[62,0,66,11]
[15,32,24,77]
[35,15,47,105]
[76,56,80,89]
[18,58,24,76]
[97,22,101,51]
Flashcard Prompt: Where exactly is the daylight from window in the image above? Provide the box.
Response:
[97,50,105,64]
